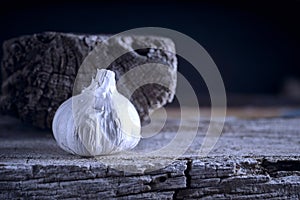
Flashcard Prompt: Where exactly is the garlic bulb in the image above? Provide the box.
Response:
[52,69,141,156]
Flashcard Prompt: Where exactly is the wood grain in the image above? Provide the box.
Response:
[0,112,299,199]
[0,32,177,129]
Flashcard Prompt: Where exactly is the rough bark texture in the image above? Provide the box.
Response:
[0,114,299,199]
[0,32,177,129]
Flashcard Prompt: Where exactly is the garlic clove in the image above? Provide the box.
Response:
[52,69,141,156]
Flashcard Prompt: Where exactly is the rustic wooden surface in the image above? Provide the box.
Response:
[0,109,300,199]
[0,32,177,128]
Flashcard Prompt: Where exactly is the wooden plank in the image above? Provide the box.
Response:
[0,112,300,199]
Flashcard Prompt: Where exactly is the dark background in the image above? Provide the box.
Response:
[1,0,300,106]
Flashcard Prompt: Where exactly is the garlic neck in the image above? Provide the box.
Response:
[83,69,117,97]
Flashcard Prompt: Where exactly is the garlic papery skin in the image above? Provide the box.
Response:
[52,69,141,156]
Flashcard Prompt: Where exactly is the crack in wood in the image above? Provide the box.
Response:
[262,159,300,174]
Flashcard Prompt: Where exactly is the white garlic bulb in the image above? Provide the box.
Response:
[52,69,141,156]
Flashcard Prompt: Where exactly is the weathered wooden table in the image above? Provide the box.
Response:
[1,108,300,199]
